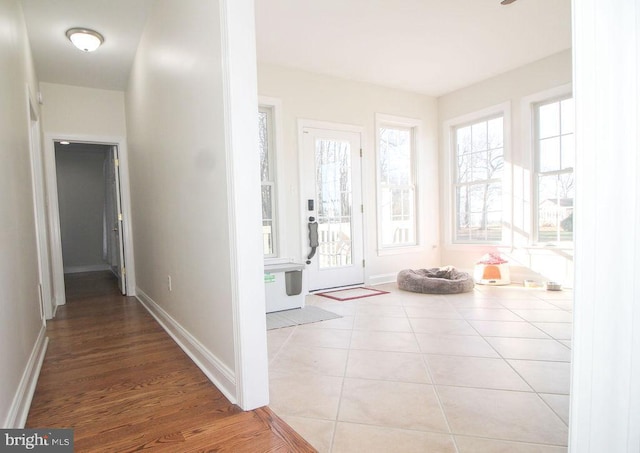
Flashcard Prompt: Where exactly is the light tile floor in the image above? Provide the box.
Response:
[268,283,572,453]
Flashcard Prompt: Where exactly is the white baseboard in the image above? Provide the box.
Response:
[4,326,48,428]
[135,288,237,404]
[367,273,397,286]
[64,264,111,274]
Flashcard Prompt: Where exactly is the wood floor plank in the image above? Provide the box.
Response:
[26,271,316,452]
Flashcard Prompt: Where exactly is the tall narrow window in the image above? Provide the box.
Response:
[453,115,504,243]
[258,106,277,257]
[377,116,418,248]
[535,97,574,243]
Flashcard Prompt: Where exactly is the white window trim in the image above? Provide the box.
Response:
[375,113,422,255]
[258,96,286,262]
[442,102,512,250]
[520,84,573,248]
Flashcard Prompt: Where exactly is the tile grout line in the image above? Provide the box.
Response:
[269,285,573,451]
[403,300,461,453]
[446,288,573,439]
[467,289,573,435]
[327,304,357,453]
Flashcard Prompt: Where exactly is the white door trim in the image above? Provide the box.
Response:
[42,133,137,308]
[297,119,366,291]
[26,88,52,321]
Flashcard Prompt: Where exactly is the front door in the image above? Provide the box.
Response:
[302,126,364,291]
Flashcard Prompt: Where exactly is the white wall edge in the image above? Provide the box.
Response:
[135,288,237,405]
[4,326,48,428]
[220,0,270,410]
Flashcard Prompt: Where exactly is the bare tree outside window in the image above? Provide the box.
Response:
[315,139,353,268]
[454,116,504,242]
[258,107,277,256]
[379,126,416,247]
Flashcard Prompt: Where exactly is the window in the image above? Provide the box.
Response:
[377,115,418,248]
[258,106,278,257]
[453,115,504,243]
[535,97,575,243]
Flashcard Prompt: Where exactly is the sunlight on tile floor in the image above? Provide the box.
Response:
[267,283,572,453]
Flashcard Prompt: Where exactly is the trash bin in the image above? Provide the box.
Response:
[264,263,305,313]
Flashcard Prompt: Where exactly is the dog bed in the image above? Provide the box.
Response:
[397,266,474,294]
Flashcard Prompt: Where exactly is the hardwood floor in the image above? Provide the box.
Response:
[27,271,315,452]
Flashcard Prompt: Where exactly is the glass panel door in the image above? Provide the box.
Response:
[302,127,363,291]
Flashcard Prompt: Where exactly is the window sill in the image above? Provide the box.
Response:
[444,242,509,252]
[377,245,426,256]
[522,244,574,252]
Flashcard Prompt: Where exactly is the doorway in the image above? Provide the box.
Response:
[300,123,364,291]
[50,141,129,301]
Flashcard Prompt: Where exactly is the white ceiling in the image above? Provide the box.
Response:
[255,0,572,96]
[21,0,571,96]
[21,0,154,91]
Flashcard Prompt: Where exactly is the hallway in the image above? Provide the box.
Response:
[26,272,314,452]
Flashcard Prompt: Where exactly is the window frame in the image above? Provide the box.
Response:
[520,84,573,250]
[443,102,511,248]
[375,113,421,253]
[532,94,575,246]
[258,97,285,261]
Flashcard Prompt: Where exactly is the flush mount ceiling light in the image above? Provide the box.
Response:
[65,28,104,52]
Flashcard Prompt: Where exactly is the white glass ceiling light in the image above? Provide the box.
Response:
[66,28,104,52]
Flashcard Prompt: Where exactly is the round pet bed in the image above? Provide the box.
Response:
[397,266,474,294]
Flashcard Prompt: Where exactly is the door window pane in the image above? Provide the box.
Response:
[316,139,353,268]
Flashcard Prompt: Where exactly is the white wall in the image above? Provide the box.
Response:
[55,145,109,273]
[125,0,268,408]
[437,50,573,284]
[258,63,441,285]
[39,83,126,137]
[570,0,640,449]
[0,0,47,427]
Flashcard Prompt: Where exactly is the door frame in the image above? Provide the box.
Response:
[41,133,136,309]
[26,90,52,321]
[104,145,127,294]
[297,119,366,291]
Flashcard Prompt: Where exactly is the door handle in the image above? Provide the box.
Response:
[306,218,318,264]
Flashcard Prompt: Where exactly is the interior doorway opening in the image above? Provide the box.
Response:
[53,141,127,295]
[43,136,135,311]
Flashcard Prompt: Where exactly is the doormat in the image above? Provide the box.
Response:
[316,287,390,301]
[266,306,342,330]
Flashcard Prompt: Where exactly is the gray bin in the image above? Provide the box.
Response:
[264,262,305,313]
[285,270,302,296]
